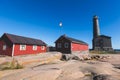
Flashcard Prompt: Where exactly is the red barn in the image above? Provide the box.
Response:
[55,35,88,53]
[0,33,47,56]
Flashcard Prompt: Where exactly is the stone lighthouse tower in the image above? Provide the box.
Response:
[92,15,113,51]
[93,15,100,38]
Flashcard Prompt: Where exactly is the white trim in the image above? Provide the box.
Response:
[12,44,15,57]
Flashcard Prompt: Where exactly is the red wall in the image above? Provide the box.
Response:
[13,44,46,56]
[0,40,12,56]
[71,43,88,51]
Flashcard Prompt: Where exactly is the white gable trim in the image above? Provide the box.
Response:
[12,44,15,57]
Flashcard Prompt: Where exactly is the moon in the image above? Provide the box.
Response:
[59,22,62,27]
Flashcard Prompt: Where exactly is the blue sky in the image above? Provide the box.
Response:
[0,0,120,49]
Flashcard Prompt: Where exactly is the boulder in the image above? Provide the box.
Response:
[61,53,91,61]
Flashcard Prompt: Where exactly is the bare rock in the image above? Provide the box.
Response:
[93,74,115,80]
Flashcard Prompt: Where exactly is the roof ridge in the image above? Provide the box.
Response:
[5,33,42,41]
[3,33,46,46]
[62,35,88,45]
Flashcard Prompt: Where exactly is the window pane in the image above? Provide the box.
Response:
[57,43,61,48]
[64,42,69,48]
[41,46,45,50]
[33,45,37,50]
[20,45,26,50]
[3,45,7,50]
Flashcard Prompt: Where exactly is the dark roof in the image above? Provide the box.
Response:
[99,35,111,38]
[2,33,46,46]
[55,35,88,45]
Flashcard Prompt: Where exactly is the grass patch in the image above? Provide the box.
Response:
[85,73,92,76]
[0,59,23,70]
[90,50,116,54]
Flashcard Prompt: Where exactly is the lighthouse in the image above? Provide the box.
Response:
[92,15,113,51]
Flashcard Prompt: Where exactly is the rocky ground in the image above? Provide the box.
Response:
[0,52,120,80]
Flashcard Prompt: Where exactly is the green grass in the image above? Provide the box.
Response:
[90,50,116,54]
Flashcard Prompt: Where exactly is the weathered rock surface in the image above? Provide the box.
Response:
[0,52,62,66]
[0,54,120,80]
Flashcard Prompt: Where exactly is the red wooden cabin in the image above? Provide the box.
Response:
[55,35,88,53]
[0,33,47,56]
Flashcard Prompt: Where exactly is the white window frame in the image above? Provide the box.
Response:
[33,45,37,50]
[3,45,7,50]
[57,43,61,48]
[41,46,45,50]
[64,42,69,48]
[20,45,26,50]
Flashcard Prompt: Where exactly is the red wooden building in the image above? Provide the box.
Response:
[0,33,47,56]
[55,35,88,53]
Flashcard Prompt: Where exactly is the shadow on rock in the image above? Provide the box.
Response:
[93,74,115,80]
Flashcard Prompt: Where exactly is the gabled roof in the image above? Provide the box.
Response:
[55,35,88,45]
[1,33,46,46]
